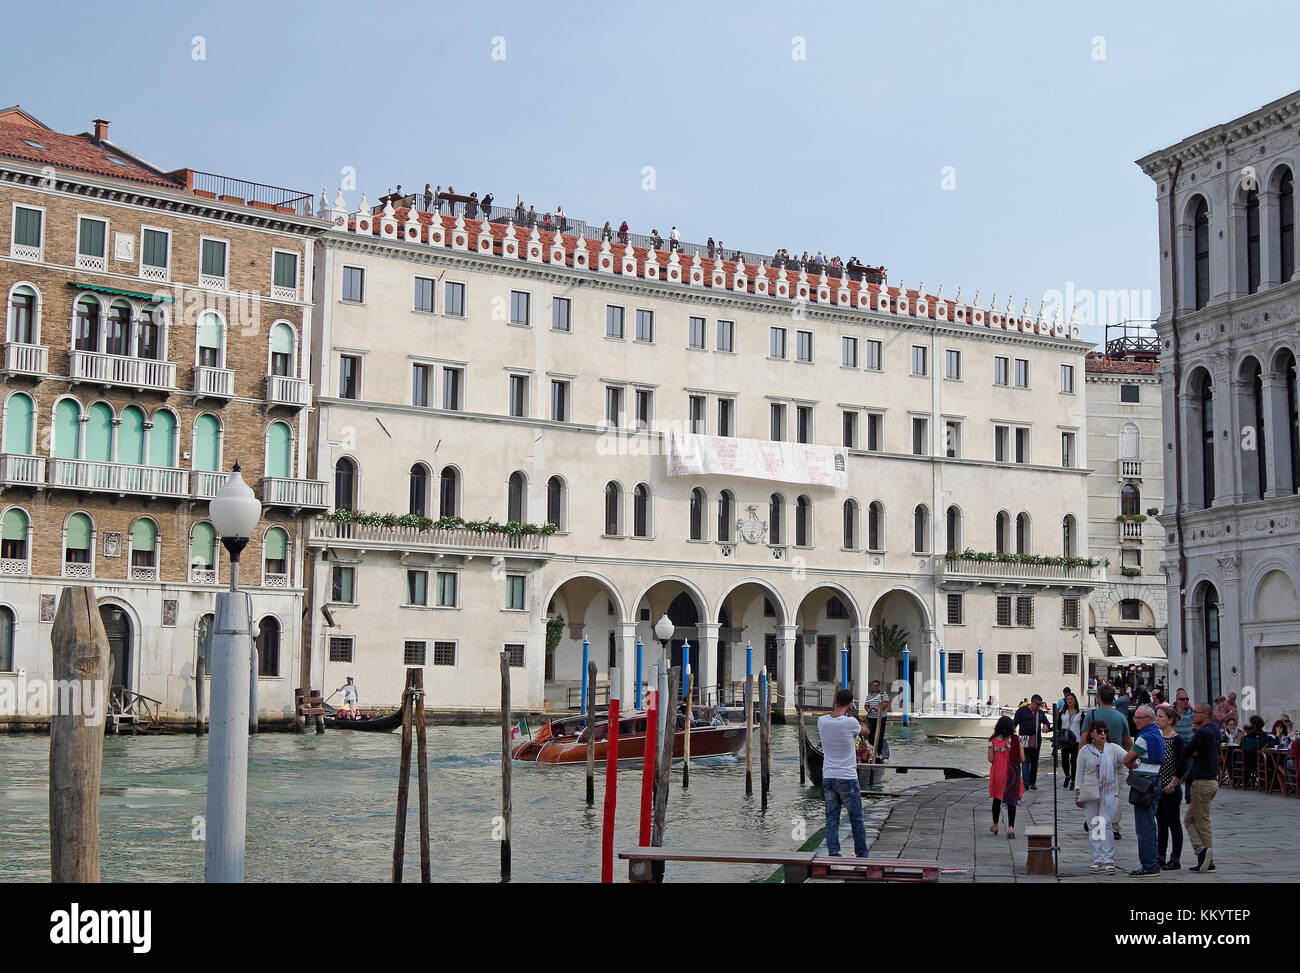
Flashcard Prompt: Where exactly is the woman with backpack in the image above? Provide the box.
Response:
[987,716,1024,839]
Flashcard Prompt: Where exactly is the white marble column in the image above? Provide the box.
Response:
[696,621,719,706]
[777,624,798,715]
[617,621,639,708]
[850,626,870,701]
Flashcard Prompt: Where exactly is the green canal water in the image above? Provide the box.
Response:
[0,724,992,883]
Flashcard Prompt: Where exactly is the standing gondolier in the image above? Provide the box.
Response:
[339,676,359,713]
[861,680,891,747]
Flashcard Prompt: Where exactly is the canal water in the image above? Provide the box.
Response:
[0,724,994,883]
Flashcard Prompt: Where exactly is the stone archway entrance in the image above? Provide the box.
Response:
[99,603,132,691]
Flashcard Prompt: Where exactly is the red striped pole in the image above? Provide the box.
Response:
[639,670,659,848]
[601,668,621,883]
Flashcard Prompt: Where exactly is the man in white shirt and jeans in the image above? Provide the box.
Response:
[818,689,869,858]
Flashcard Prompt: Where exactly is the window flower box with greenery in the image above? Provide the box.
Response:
[1115,514,1147,522]
[324,510,558,536]
[944,549,1107,569]
[1121,567,1142,577]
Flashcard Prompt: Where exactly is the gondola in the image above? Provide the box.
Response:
[802,730,889,788]
[322,708,403,732]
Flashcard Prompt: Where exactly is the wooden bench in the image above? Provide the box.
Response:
[809,857,940,882]
[618,847,940,883]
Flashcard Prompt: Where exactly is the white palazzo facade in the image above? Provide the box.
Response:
[305,194,1099,714]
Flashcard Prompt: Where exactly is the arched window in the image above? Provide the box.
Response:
[689,487,707,541]
[1246,186,1261,294]
[150,409,177,467]
[1193,197,1210,310]
[1062,514,1075,558]
[995,510,1010,555]
[266,422,293,480]
[439,466,460,517]
[7,284,37,344]
[408,463,428,516]
[137,305,162,360]
[85,402,112,463]
[507,471,526,523]
[546,475,566,530]
[63,512,93,572]
[129,518,157,569]
[2,507,30,562]
[106,301,131,356]
[53,398,81,459]
[633,483,650,538]
[197,310,224,368]
[913,504,929,553]
[73,296,100,351]
[269,322,296,376]
[119,406,145,466]
[717,490,735,542]
[1203,585,1222,701]
[769,493,783,545]
[1119,422,1139,459]
[189,522,216,583]
[263,526,288,584]
[868,501,883,551]
[1285,350,1299,493]
[0,605,13,672]
[604,481,622,536]
[795,495,812,547]
[945,505,961,553]
[3,392,34,455]
[256,616,281,677]
[334,458,357,511]
[1246,358,1267,498]
[842,499,859,549]
[193,414,221,472]
[1121,483,1141,517]
[1280,169,1295,283]
[1015,512,1030,555]
[1199,373,1216,507]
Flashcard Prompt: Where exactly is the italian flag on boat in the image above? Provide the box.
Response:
[511,716,530,740]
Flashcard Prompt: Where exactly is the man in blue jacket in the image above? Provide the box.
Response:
[1014,695,1052,789]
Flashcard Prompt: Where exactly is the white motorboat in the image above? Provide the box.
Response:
[912,700,1008,739]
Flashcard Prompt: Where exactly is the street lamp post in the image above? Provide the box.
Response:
[654,613,674,668]
[205,463,261,883]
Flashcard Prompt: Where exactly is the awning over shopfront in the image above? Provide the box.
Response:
[1111,633,1167,659]
[1086,633,1105,659]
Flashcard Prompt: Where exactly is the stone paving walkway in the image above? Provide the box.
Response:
[860,768,1300,883]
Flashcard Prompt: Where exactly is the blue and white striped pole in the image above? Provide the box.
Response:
[635,638,643,710]
[840,645,849,693]
[581,635,590,716]
[683,640,692,703]
[902,645,911,726]
[939,646,947,706]
[977,646,984,704]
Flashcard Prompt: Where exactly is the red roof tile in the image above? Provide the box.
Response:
[0,111,181,189]
[1085,353,1158,375]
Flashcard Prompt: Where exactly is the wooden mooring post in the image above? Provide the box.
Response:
[413,668,430,883]
[744,674,754,796]
[500,652,512,879]
[650,666,680,883]
[49,586,110,883]
[682,669,693,789]
[796,683,805,785]
[759,667,771,812]
[195,656,206,736]
[391,669,415,882]
[585,661,597,805]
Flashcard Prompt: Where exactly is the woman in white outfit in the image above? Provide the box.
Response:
[1075,722,1126,874]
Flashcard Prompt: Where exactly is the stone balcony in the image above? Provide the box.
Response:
[266,374,311,409]
[69,349,175,393]
[262,476,328,511]
[1118,519,1144,541]
[1120,460,1143,480]
[48,458,190,498]
[0,453,45,489]
[2,341,48,378]
[309,519,551,556]
[938,555,1104,590]
[193,365,235,399]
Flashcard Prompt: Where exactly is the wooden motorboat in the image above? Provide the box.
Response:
[802,730,889,788]
[511,709,750,764]
[323,708,403,732]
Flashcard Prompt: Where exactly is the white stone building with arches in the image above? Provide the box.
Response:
[1138,91,1300,719]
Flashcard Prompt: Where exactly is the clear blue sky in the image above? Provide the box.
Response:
[5,0,1299,346]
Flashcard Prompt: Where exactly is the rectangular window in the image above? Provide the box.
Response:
[12,205,42,249]
[843,411,858,449]
[770,327,787,359]
[508,375,529,418]
[635,309,654,342]
[444,281,465,316]
[414,276,435,313]
[331,565,355,603]
[996,596,1012,627]
[506,574,526,610]
[796,330,813,362]
[995,425,1009,462]
[1016,596,1035,627]
[867,413,882,452]
[796,405,812,444]
[1061,431,1075,468]
[911,345,927,376]
[688,316,705,349]
[947,593,964,624]
[442,367,462,410]
[1063,654,1079,676]
[770,403,786,442]
[635,389,652,430]
[506,643,526,668]
[552,297,571,332]
[689,395,706,434]
[841,336,858,368]
[433,641,457,666]
[1060,363,1075,393]
[406,570,427,606]
[1062,597,1080,629]
[945,349,962,380]
[435,571,458,607]
[1015,427,1028,464]
[994,356,1009,387]
[404,640,427,665]
[997,652,1012,675]
[1120,384,1140,403]
[717,398,734,437]
[328,636,354,663]
[716,320,735,352]
[912,416,928,456]
[510,290,531,326]
[339,355,360,399]
[605,305,625,339]
[1120,598,1141,620]
[273,251,298,292]
[550,379,569,422]
[605,386,623,426]
[77,216,107,263]
[1016,653,1033,675]
[945,420,960,458]
[201,239,229,281]
[948,652,964,674]
[141,228,168,272]
[412,363,431,406]
[865,339,882,371]
[1014,358,1030,388]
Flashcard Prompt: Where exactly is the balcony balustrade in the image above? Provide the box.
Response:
[1119,520,1143,540]
[266,374,311,408]
[262,476,328,510]
[69,349,175,392]
[0,557,30,576]
[0,453,46,488]
[1120,460,1143,479]
[940,555,1103,585]
[193,364,235,398]
[310,519,549,553]
[191,471,228,500]
[2,341,48,376]
[48,458,190,498]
